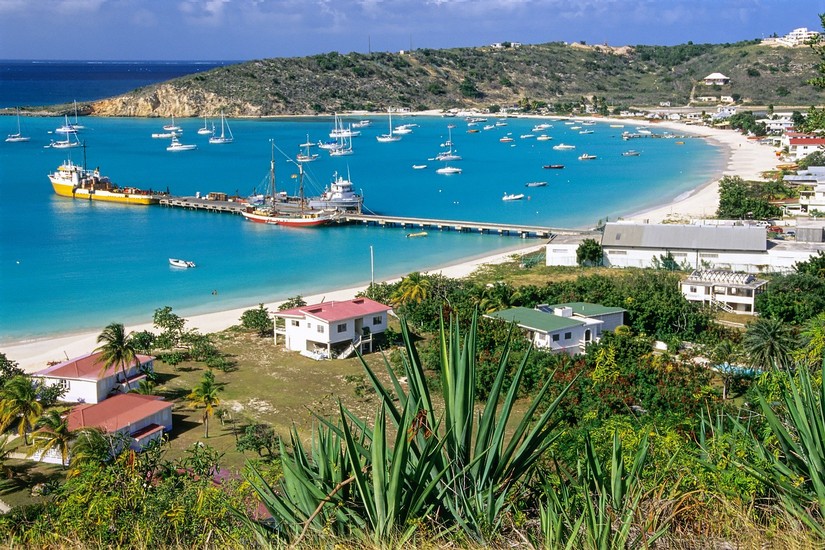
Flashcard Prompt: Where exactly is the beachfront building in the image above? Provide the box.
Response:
[788,137,825,161]
[546,222,825,274]
[680,270,767,314]
[33,351,153,404]
[763,27,822,47]
[31,393,173,466]
[486,303,625,356]
[274,297,392,359]
[703,73,730,86]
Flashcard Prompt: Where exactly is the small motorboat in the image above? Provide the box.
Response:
[525,181,547,187]
[502,192,525,201]
[406,231,428,238]
[578,153,597,160]
[412,164,428,170]
[536,135,553,141]
[499,136,514,143]
[622,150,641,157]
[436,166,462,175]
[543,164,564,169]
[169,258,196,268]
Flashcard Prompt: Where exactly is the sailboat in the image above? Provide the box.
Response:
[197,116,213,135]
[376,109,401,142]
[329,113,360,139]
[329,126,354,156]
[5,108,30,142]
[163,116,182,133]
[241,144,335,227]
[45,131,81,149]
[54,114,77,134]
[208,113,234,144]
[296,140,319,162]
[71,100,86,130]
[435,126,461,161]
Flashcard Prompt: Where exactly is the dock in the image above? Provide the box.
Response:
[158,196,595,240]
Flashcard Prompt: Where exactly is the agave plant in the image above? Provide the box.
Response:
[732,366,825,538]
[244,311,575,545]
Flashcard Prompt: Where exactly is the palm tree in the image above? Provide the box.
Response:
[187,370,221,438]
[68,428,125,476]
[392,272,431,306]
[0,375,43,445]
[795,312,825,368]
[743,317,797,370]
[95,322,139,390]
[130,379,156,395]
[711,339,744,399]
[28,409,73,467]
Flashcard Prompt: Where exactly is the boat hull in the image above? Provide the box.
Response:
[241,210,332,227]
[50,180,160,205]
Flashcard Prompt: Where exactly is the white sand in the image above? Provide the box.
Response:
[3,118,782,373]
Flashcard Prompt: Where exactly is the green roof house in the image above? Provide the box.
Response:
[486,302,625,355]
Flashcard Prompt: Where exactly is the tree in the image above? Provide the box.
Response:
[743,317,797,370]
[716,175,783,220]
[153,306,187,349]
[28,408,73,467]
[711,339,745,399]
[756,273,825,324]
[236,423,279,457]
[794,250,825,278]
[576,238,603,266]
[392,272,431,306]
[795,312,825,368]
[69,428,128,474]
[187,370,222,438]
[278,295,307,311]
[0,375,43,445]
[0,353,24,387]
[240,303,273,336]
[95,322,139,390]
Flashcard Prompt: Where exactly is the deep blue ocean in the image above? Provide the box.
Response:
[0,61,723,345]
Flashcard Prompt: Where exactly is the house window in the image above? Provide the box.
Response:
[689,286,697,293]
[564,332,572,340]
[552,334,560,342]
[337,323,347,333]
[317,325,324,334]
[700,253,719,258]
[373,316,382,325]
[307,322,311,329]
[608,250,627,255]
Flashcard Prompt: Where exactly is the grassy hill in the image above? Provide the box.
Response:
[86,40,821,117]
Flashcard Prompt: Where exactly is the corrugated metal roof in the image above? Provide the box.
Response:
[602,223,766,252]
[35,351,154,381]
[67,394,172,433]
[486,307,585,332]
[276,297,391,323]
[541,302,626,316]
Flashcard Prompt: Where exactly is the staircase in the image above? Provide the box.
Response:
[709,297,735,313]
[337,336,362,359]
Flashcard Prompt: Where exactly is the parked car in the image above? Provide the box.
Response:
[768,225,784,234]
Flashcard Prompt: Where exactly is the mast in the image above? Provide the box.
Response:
[269,139,276,204]
[298,162,305,214]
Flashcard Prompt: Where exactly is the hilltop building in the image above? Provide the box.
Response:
[763,27,821,47]
[703,73,730,86]
[680,270,767,314]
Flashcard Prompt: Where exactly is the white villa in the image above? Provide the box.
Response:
[703,73,730,86]
[274,297,392,359]
[33,351,153,404]
[788,137,825,161]
[486,302,626,356]
[680,270,768,315]
[763,27,821,47]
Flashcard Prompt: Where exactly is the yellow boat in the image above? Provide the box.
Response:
[406,231,428,238]
[49,159,166,205]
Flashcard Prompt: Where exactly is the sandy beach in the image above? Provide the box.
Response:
[2,117,782,373]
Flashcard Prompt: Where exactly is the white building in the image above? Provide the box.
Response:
[274,297,391,358]
[788,137,825,161]
[546,222,825,274]
[765,27,822,47]
[33,351,153,404]
[681,270,768,314]
[758,117,795,134]
[486,302,625,356]
[703,73,730,86]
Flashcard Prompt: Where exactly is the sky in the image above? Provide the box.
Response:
[0,0,822,61]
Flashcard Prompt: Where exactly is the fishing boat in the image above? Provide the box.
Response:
[376,109,401,142]
[578,153,597,160]
[48,145,166,205]
[622,150,641,157]
[406,231,428,238]
[308,170,363,212]
[502,192,525,201]
[553,143,576,150]
[209,113,234,144]
[436,166,462,175]
[5,108,30,142]
[167,136,197,151]
[543,164,565,170]
[241,146,336,227]
[169,258,196,268]
[197,116,213,135]
[525,181,548,187]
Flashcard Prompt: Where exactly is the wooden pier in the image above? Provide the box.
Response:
[158,196,594,240]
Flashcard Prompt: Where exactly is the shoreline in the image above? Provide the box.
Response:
[2,117,782,373]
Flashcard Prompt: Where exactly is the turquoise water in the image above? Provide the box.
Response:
[0,115,722,343]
